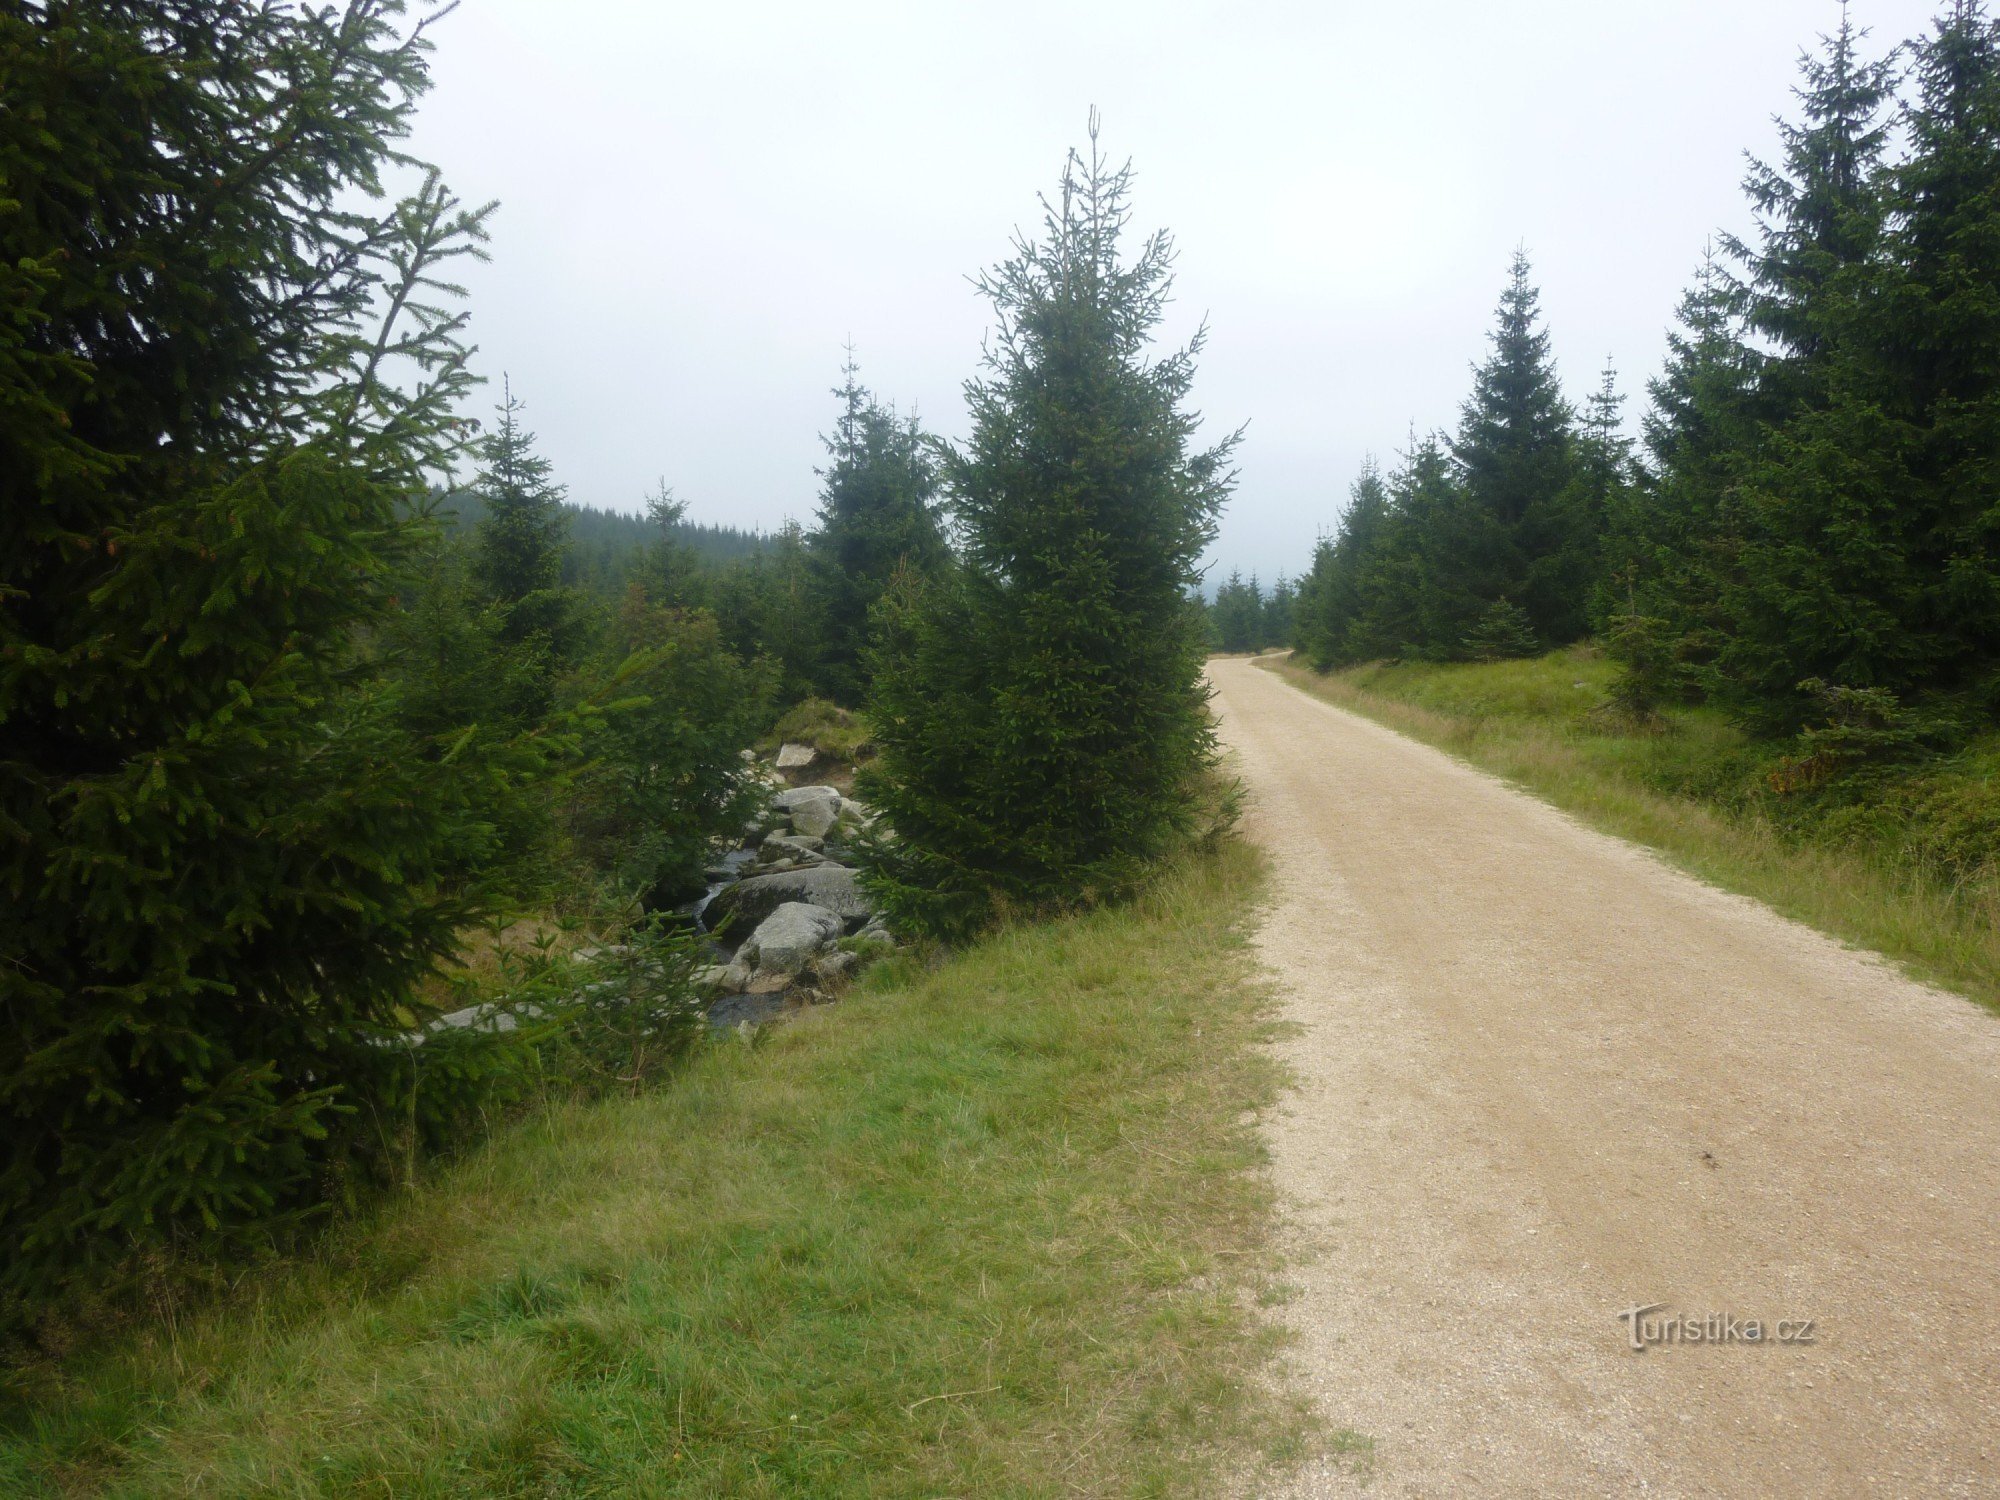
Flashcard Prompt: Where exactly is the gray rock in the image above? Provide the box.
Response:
[774,784,842,810]
[814,949,860,986]
[738,901,844,976]
[759,834,825,866]
[775,741,818,770]
[762,829,823,851]
[695,962,752,994]
[775,784,843,838]
[427,1000,544,1035]
[709,864,875,933]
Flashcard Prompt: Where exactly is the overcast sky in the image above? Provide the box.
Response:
[408,0,1941,582]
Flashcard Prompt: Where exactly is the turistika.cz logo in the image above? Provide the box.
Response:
[1616,1304,1817,1352]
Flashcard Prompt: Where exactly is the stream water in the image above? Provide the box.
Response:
[676,845,803,1030]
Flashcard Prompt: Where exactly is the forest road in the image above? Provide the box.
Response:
[1208,654,2000,1499]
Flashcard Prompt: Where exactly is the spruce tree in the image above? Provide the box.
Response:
[1605,248,1759,705]
[1296,462,1391,667]
[1722,3,1896,406]
[474,385,571,633]
[1398,432,1509,658]
[1726,0,2000,724]
[864,118,1234,937]
[1263,573,1298,649]
[1574,359,1634,622]
[1212,571,1265,652]
[0,2,558,1320]
[1450,251,1584,643]
[566,592,776,910]
[470,383,579,720]
[807,353,948,703]
[1462,598,1542,662]
[1578,361,1635,506]
[1641,249,1760,515]
[639,482,704,608]
[1292,538,1339,666]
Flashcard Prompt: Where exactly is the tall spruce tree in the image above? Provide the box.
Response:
[1297,461,1392,666]
[863,118,1234,937]
[1578,361,1635,505]
[1722,3,1896,406]
[1856,0,2000,708]
[470,382,578,718]
[1604,248,1759,705]
[1263,572,1298,649]
[1726,0,2000,724]
[807,353,948,703]
[1450,251,1585,643]
[1575,358,1634,622]
[0,2,568,1321]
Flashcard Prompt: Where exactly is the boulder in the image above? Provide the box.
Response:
[425,999,546,1037]
[430,1001,520,1034]
[759,834,825,866]
[813,949,860,986]
[695,961,752,994]
[708,864,875,934]
[738,902,844,976]
[774,784,842,809]
[775,784,843,838]
[761,828,823,850]
[775,741,818,771]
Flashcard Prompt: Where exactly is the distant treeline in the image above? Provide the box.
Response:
[1292,4,2000,756]
[436,491,769,593]
[1207,571,1295,653]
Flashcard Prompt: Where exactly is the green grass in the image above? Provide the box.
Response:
[762,698,874,766]
[1264,647,2000,1013]
[0,841,1313,1498]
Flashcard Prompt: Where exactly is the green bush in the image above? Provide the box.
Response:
[564,593,775,910]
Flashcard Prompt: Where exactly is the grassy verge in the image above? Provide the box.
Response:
[1262,649,2000,1013]
[1,841,1306,1498]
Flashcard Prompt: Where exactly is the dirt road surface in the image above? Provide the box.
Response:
[1208,656,2000,1498]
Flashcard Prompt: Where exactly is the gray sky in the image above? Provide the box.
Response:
[410,1,1940,582]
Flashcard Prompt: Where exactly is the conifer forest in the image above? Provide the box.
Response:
[6,5,2000,1495]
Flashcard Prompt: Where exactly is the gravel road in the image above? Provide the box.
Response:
[1209,655,2000,1498]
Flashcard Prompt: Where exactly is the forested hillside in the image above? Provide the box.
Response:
[438,489,770,594]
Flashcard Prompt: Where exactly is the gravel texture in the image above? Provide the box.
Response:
[1209,655,2000,1498]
